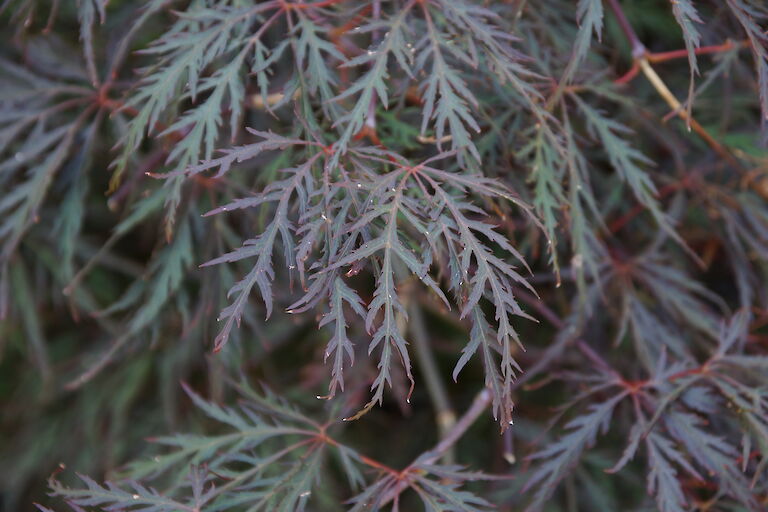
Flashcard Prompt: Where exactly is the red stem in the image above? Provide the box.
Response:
[605,0,645,58]
[608,174,696,233]
[648,40,746,63]
[615,40,748,85]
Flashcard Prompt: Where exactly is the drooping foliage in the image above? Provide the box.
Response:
[1,0,768,510]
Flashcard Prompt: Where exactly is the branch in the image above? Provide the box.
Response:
[410,302,457,464]
[422,388,492,465]
[378,388,493,506]
[605,0,645,58]
[637,58,741,168]
[615,40,749,85]
[512,286,620,379]
[607,0,743,170]
[648,39,748,64]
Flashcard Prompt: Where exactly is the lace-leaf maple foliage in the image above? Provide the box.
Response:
[1,0,768,511]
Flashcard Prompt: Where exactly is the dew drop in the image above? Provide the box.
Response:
[357,183,362,188]
[132,494,140,500]
[14,152,23,162]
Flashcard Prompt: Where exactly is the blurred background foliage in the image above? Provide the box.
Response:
[0,0,767,511]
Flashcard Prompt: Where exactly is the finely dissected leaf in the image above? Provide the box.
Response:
[562,108,604,294]
[574,98,660,214]
[318,277,366,398]
[410,468,495,511]
[334,171,444,416]
[669,0,702,112]
[634,254,722,339]
[456,306,515,427]
[205,161,313,350]
[347,476,397,512]
[49,471,212,512]
[0,57,103,318]
[519,124,565,272]
[331,2,416,158]
[52,382,385,512]
[627,295,690,368]
[646,432,689,512]
[112,4,253,185]
[423,167,536,426]
[417,1,482,160]
[726,0,768,131]
[65,217,196,389]
[109,0,330,229]
[76,0,106,86]
[665,410,760,510]
[10,261,51,385]
[43,377,516,511]
[524,392,626,510]
[561,0,604,85]
[1,120,79,262]
[293,12,345,119]
[131,220,194,334]
[434,0,543,109]
[574,96,696,252]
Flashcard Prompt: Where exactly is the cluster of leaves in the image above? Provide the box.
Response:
[1,0,768,510]
[45,382,499,511]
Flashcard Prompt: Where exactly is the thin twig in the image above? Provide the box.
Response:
[512,286,619,378]
[410,302,457,464]
[421,388,492,464]
[607,0,743,170]
[605,0,645,57]
[614,40,748,85]
[378,388,493,505]
[637,58,740,167]
[647,39,748,64]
